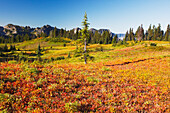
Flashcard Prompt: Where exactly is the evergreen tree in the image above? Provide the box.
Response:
[123,37,127,45]
[50,30,53,38]
[144,30,148,40]
[136,24,144,41]
[148,24,153,40]
[128,28,132,41]
[112,34,118,44]
[63,28,66,38]
[73,30,79,40]
[16,34,21,42]
[13,45,16,50]
[37,44,41,61]
[153,25,157,40]
[54,27,57,38]
[0,36,5,43]
[164,24,169,41]
[128,28,135,41]
[104,31,109,44]
[125,31,128,41]
[68,52,71,58]
[20,34,24,42]
[69,30,74,39]
[93,31,99,43]
[11,35,15,43]
[131,28,135,41]
[109,33,113,44]
[91,32,95,44]
[135,26,140,39]
[10,45,13,51]
[155,24,163,41]
[4,44,8,52]
[87,31,92,43]
[104,31,110,44]
[4,38,7,43]
[100,31,105,44]
[66,31,70,39]
[81,12,90,64]
[24,34,30,41]
[60,28,64,37]
[159,30,164,41]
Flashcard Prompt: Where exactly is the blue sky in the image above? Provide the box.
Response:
[0,0,169,33]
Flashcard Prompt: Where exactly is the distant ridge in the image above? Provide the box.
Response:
[0,24,125,39]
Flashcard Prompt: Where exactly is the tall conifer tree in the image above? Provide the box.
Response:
[81,12,90,64]
[164,24,169,41]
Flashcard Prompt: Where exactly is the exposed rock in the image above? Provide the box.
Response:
[2,24,35,38]
[33,25,54,36]
[0,24,55,38]
[98,29,111,34]
[98,29,115,38]
[73,27,81,33]
[89,28,97,34]
[4,24,22,34]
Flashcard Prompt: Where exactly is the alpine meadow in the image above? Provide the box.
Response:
[0,0,170,112]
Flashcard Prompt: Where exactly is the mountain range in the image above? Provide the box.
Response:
[0,24,125,39]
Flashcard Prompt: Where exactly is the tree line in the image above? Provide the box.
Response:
[124,24,170,41]
[0,24,169,44]
[0,34,35,43]
[49,28,113,44]
[35,23,170,44]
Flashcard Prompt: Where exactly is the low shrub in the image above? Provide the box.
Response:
[112,43,117,47]
[131,42,134,46]
[63,43,66,47]
[68,52,71,58]
[51,57,55,61]
[56,56,65,60]
[8,60,17,64]
[95,47,103,52]
[150,43,157,46]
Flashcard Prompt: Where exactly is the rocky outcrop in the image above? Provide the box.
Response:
[89,28,97,34]
[33,25,54,36]
[4,24,29,35]
[0,24,55,38]
[73,27,81,33]
[98,29,111,34]
[98,29,115,38]
[2,24,35,37]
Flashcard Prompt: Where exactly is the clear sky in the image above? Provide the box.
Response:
[0,0,169,33]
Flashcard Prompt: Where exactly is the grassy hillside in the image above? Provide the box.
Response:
[0,40,170,112]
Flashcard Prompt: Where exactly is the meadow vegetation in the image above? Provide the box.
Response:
[0,38,170,112]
